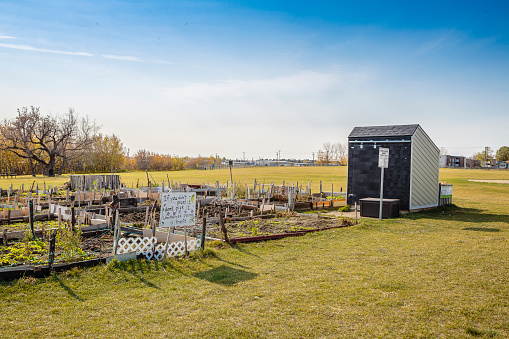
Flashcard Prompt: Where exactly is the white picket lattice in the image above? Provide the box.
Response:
[116,237,201,260]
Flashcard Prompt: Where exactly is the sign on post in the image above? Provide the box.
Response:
[159,192,196,228]
[378,147,389,168]
[159,192,197,259]
[378,147,389,220]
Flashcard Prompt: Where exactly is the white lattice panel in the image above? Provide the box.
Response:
[117,237,157,259]
[116,237,201,260]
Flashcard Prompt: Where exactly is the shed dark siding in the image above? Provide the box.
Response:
[347,138,412,210]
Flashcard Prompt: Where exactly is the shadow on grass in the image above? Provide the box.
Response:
[230,243,262,258]
[125,270,161,289]
[193,265,257,286]
[463,227,500,232]
[54,275,85,302]
[402,205,509,224]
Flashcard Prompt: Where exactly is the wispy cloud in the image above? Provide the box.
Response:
[165,71,338,103]
[102,54,141,62]
[0,34,15,39]
[0,43,92,56]
[413,30,461,57]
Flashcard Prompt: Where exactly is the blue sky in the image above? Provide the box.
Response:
[1,0,508,159]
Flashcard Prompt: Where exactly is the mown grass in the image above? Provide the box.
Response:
[0,168,508,338]
[0,166,348,193]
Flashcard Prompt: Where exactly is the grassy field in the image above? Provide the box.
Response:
[0,166,348,193]
[1,167,509,338]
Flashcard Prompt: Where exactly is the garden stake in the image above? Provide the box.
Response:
[355,202,358,225]
[2,229,7,246]
[184,225,188,256]
[201,216,206,250]
[48,230,56,272]
[71,203,76,233]
[29,200,36,239]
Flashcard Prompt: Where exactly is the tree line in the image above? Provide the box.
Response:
[316,142,348,165]
[0,107,219,177]
[470,147,509,163]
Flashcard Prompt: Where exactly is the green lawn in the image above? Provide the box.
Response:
[1,168,508,338]
[0,167,348,193]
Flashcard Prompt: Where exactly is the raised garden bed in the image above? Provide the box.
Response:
[207,213,355,243]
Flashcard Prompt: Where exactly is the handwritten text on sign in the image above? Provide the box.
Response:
[159,192,196,228]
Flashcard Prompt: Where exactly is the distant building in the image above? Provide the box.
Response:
[439,155,466,168]
[495,161,509,169]
[466,158,481,168]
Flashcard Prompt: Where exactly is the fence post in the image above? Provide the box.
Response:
[219,212,229,243]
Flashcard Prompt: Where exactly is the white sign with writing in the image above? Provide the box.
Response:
[378,147,389,168]
[440,185,453,198]
[159,192,196,228]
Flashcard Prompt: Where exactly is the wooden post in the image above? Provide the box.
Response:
[112,210,120,256]
[48,230,56,272]
[29,200,36,239]
[71,204,76,233]
[163,226,171,260]
[2,229,7,246]
[144,206,149,228]
[200,216,206,250]
[219,212,229,243]
[152,215,156,239]
[47,196,51,220]
[184,225,188,256]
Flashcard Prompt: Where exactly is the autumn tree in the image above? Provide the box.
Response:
[0,106,98,177]
[90,134,125,172]
[496,146,509,161]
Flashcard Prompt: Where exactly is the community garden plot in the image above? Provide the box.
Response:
[0,174,355,280]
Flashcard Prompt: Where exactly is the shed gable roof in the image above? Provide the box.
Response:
[349,124,420,138]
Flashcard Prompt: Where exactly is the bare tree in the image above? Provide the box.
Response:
[317,141,347,165]
[0,106,98,177]
[317,142,334,165]
[333,142,348,165]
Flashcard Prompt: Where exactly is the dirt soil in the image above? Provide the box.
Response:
[468,179,509,184]
[120,210,160,225]
[81,232,114,254]
[207,214,354,239]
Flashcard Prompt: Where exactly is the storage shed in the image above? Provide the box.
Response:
[347,124,439,210]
